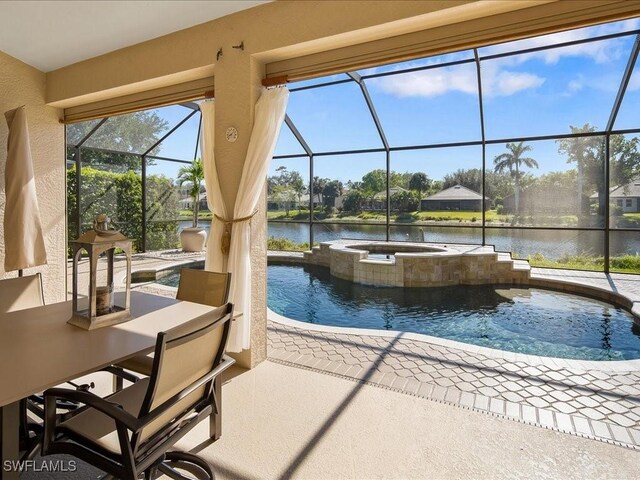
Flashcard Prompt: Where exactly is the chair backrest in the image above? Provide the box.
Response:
[134,302,233,447]
[176,269,230,307]
[0,273,44,313]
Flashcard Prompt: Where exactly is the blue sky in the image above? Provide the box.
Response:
[270,18,640,185]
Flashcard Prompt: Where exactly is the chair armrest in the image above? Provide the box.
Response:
[137,355,236,429]
[43,387,138,430]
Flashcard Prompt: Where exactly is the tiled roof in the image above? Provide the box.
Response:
[423,184,488,201]
[589,180,640,198]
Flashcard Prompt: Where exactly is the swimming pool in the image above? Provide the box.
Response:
[266,263,640,361]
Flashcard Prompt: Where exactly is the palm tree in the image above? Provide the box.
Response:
[177,158,205,227]
[493,142,538,215]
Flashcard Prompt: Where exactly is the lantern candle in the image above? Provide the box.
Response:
[96,285,113,315]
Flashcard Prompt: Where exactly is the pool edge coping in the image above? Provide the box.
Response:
[267,308,640,372]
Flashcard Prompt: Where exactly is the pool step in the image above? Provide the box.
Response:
[493,250,532,280]
[496,252,513,263]
[512,259,532,271]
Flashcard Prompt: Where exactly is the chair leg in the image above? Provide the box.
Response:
[19,399,43,460]
[159,451,214,480]
[19,399,31,449]
[210,377,221,441]
[143,465,159,480]
[114,374,124,392]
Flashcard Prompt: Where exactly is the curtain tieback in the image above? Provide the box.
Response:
[214,210,258,255]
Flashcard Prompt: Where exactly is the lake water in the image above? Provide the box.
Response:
[181,220,640,262]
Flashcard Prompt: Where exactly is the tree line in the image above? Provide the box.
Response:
[268,124,640,216]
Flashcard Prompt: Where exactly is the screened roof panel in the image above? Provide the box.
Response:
[358,50,475,77]
[82,104,192,155]
[273,121,307,157]
[66,119,102,146]
[478,18,639,58]
[153,111,200,161]
[613,53,640,131]
[482,35,634,139]
[286,81,384,152]
[366,62,482,147]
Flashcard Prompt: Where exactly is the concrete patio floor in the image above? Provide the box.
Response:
[173,360,640,480]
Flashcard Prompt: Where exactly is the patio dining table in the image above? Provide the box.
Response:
[0,291,224,479]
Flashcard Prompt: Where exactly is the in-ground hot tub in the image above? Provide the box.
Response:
[303,240,530,288]
[343,242,449,260]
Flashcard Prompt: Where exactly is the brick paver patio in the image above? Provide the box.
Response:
[267,320,640,448]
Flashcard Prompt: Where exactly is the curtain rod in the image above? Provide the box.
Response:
[262,75,289,87]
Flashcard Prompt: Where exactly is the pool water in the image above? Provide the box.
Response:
[266,263,640,361]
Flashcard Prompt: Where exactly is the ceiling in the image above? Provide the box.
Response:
[0,1,269,72]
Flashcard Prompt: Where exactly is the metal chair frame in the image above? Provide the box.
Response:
[42,303,234,480]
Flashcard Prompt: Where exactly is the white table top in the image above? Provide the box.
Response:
[0,291,217,406]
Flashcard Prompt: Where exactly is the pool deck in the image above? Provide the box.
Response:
[129,249,640,450]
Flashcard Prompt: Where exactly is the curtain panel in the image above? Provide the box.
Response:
[202,87,289,351]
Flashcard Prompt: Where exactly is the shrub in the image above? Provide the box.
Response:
[267,236,310,251]
[610,255,640,271]
[67,166,179,254]
[324,205,337,216]
[610,203,624,217]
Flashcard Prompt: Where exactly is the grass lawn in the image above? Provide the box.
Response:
[268,209,513,224]
[179,210,213,221]
[527,254,640,274]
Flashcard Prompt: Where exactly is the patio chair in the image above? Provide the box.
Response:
[112,268,231,384]
[0,274,91,458]
[42,302,235,480]
[0,273,44,314]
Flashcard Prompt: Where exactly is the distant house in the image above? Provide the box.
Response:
[180,192,209,212]
[503,186,584,215]
[590,179,640,213]
[421,185,490,211]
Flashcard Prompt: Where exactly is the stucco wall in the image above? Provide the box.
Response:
[0,51,66,303]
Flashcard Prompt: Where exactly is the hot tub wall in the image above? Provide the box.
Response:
[305,241,531,288]
[330,248,362,281]
[401,253,528,287]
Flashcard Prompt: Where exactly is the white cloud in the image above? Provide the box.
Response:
[373,64,477,97]
[371,62,544,98]
[482,18,638,65]
[567,79,583,93]
[366,19,637,99]
[628,73,640,92]
[488,70,545,96]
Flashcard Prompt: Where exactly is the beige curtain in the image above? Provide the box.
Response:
[3,106,47,272]
[200,101,227,272]
[203,87,289,352]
